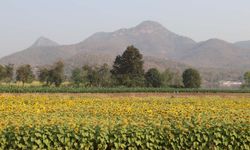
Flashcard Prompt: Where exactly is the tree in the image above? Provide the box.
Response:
[95,64,112,87]
[85,66,106,87]
[47,61,65,87]
[88,64,111,87]
[37,61,65,87]
[161,69,183,87]
[16,65,34,85]
[145,68,162,87]
[38,68,49,85]
[0,64,14,84]
[111,46,144,87]
[5,64,14,83]
[71,64,112,87]
[71,68,83,87]
[244,71,250,87]
[80,65,92,87]
[0,65,6,83]
[182,68,201,88]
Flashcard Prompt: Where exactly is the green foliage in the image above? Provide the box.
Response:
[71,68,83,87]
[4,64,14,83]
[86,66,100,87]
[16,64,34,85]
[0,64,14,83]
[182,68,201,88]
[161,69,183,87]
[0,65,6,82]
[49,61,64,87]
[93,64,112,87]
[111,46,145,87]
[0,124,249,149]
[244,71,250,87]
[71,64,112,87]
[38,61,65,87]
[145,68,162,87]
[38,68,49,84]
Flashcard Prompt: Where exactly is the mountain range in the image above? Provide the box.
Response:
[0,21,249,86]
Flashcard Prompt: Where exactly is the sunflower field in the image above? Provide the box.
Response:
[0,94,249,149]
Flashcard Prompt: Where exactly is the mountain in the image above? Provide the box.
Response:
[0,21,197,67]
[0,20,250,86]
[180,39,250,68]
[31,36,59,48]
[0,37,78,66]
[234,40,250,49]
[75,21,197,59]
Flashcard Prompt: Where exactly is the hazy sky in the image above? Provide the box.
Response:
[0,0,250,57]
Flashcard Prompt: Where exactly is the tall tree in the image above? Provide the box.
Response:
[145,68,162,87]
[111,46,144,87]
[182,68,201,88]
[16,65,34,85]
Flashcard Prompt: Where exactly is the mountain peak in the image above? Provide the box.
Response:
[31,36,59,48]
[134,20,169,33]
[202,38,230,45]
[137,21,163,27]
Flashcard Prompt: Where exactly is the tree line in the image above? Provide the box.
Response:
[0,46,203,88]
[3,46,250,88]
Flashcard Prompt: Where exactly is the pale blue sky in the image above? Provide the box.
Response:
[0,0,250,57]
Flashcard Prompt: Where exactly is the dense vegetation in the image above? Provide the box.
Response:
[0,45,249,90]
[0,46,189,88]
[0,94,249,149]
[1,124,249,149]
